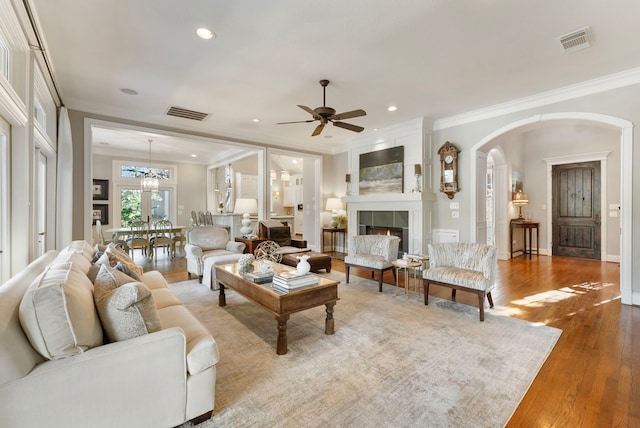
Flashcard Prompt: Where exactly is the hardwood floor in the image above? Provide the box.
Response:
[147,250,638,426]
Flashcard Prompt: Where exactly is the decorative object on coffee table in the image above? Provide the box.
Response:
[238,253,255,270]
[296,254,311,275]
[254,240,282,263]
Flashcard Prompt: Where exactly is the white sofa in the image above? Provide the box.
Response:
[423,242,498,321]
[0,241,219,428]
[185,225,246,289]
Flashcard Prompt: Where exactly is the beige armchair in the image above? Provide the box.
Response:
[184,225,246,289]
[423,242,498,321]
[344,235,400,292]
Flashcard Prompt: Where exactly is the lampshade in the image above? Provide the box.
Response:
[233,198,258,236]
[326,198,343,228]
[233,198,258,215]
[345,174,351,183]
[325,198,343,212]
[512,191,529,205]
[512,190,529,221]
[414,164,422,176]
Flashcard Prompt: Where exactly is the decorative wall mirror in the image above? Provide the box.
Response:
[438,141,460,199]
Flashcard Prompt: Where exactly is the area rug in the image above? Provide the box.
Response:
[174,272,561,428]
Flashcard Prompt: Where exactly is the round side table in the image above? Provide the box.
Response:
[392,260,423,298]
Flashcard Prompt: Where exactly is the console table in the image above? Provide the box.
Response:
[510,221,539,258]
[321,227,345,253]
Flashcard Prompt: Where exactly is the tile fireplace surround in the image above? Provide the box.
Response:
[342,193,435,256]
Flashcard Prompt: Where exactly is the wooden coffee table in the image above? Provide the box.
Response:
[215,262,340,355]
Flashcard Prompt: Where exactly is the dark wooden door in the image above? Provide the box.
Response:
[552,161,601,259]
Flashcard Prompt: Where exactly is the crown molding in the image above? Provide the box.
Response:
[433,67,640,131]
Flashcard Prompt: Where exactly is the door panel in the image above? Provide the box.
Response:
[552,161,601,259]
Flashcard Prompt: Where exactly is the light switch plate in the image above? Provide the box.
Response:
[452,211,459,218]
[450,202,459,210]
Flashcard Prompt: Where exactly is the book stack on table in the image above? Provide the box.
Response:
[241,270,274,284]
[272,270,320,292]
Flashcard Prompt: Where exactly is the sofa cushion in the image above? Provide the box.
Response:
[19,262,103,360]
[158,304,220,375]
[59,240,95,263]
[53,250,92,275]
[93,265,162,342]
[267,226,291,247]
[152,288,183,310]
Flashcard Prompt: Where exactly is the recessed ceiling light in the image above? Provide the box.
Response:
[120,88,138,95]
[191,154,197,158]
[196,27,215,40]
[373,128,379,131]
[323,135,333,139]
[252,118,261,123]
[387,106,397,112]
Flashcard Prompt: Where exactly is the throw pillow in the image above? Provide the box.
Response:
[93,264,162,342]
[53,250,92,275]
[115,261,141,281]
[19,262,103,360]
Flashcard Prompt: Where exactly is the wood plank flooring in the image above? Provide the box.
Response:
[144,251,638,426]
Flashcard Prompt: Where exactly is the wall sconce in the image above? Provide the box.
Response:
[345,174,351,196]
[412,164,422,193]
[273,190,280,200]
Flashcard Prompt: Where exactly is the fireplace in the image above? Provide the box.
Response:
[359,211,409,258]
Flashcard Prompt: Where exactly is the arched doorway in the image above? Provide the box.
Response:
[469,113,632,305]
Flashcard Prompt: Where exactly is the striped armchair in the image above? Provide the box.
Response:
[344,235,400,292]
[423,242,498,321]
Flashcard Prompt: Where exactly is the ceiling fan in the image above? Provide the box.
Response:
[277,79,366,136]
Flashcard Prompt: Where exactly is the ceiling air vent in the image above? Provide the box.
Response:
[558,26,592,53]
[165,106,210,121]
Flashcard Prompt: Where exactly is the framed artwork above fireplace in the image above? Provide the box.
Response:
[358,146,404,195]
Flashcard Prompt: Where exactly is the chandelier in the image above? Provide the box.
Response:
[141,139,159,192]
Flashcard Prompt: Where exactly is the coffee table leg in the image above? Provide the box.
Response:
[276,314,290,355]
[218,283,226,307]
[325,303,335,335]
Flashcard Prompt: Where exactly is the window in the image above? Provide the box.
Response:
[120,164,171,180]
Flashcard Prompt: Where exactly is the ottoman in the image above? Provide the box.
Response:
[281,251,332,273]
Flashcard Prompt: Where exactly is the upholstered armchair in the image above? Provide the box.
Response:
[423,242,498,321]
[344,235,400,292]
[257,220,310,255]
[184,225,246,289]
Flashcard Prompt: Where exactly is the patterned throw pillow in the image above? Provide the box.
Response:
[93,265,162,343]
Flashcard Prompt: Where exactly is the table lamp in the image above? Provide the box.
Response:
[325,198,343,228]
[233,198,258,236]
[512,190,529,221]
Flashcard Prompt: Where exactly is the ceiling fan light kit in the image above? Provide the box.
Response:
[278,79,366,136]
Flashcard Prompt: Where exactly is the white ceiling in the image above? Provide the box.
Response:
[29,0,640,160]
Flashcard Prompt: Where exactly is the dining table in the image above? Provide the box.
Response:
[104,225,187,259]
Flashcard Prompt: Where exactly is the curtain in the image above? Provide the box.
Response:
[56,106,73,248]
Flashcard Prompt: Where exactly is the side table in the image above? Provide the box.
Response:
[510,221,539,258]
[392,260,423,298]
[235,237,268,254]
[321,227,345,253]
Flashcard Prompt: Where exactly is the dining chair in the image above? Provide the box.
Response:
[126,220,151,260]
[151,219,174,259]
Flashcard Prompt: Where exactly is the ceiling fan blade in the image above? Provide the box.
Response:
[331,109,367,121]
[312,123,325,136]
[277,119,316,125]
[333,121,364,133]
[298,105,322,120]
